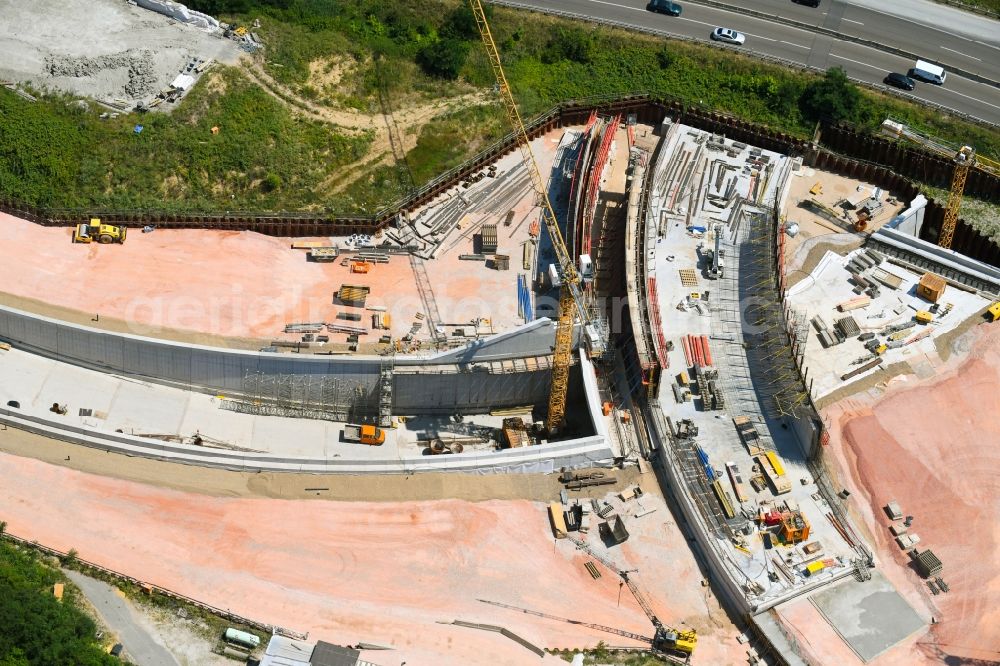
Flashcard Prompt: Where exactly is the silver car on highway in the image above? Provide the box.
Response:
[711,27,746,45]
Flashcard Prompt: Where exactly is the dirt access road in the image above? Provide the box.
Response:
[241,58,493,196]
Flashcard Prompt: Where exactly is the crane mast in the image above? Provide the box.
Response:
[939,147,974,249]
[880,119,1000,250]
[468,0,590,432]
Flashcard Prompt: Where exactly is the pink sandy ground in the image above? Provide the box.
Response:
[0,453,744,665]
[789,322,1000,665]
[0,210,532,343]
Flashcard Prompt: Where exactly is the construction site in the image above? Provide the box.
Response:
[2,2,1000,666]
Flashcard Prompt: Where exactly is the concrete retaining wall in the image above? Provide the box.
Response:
[0,304,558,414]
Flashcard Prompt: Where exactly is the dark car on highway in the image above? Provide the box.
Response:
[647,0,682,16]
[792,0,821,6]
[884,72,916,91]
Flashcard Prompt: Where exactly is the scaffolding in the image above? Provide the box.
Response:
[223,371,377,422]
[410,255,446,344]
[378,352,395,427]
[731,202,812,420]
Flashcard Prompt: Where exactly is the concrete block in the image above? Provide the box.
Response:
[889,524,907,536]
[885,501,903,520]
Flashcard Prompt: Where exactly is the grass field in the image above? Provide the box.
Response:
[0,0,997,216]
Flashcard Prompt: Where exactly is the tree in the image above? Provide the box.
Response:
[0,542,117,664]
[417,39,470,79]
[656,46,673,69]
[262,172,282,192]
[799,67,861,124]
[442,5,486,41]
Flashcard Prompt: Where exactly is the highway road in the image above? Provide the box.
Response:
[499,0,1000,124]
[66,570,180,666]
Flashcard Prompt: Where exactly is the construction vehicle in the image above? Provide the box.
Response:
[480,599,692,664]
[73,218,127,244]
[880,119,1000,249]
[988,302,1000,322]
[567,536,697,658]
[343,424,385,445]
[468,0,604,433]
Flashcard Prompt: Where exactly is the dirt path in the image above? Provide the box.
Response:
[240,57,495,195]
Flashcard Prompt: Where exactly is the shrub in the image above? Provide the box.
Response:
[542,26,595,64]
[417,38,470,79]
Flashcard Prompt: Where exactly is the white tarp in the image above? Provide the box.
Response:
[170,73,195,90]
[136,0,220,31]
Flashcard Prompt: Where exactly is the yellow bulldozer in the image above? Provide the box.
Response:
[73,218,127,244]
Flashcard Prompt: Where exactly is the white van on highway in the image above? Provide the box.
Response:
[910,60,946,85]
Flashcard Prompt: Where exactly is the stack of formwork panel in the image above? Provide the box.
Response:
[480,224,498,254]
[336,285,370,307]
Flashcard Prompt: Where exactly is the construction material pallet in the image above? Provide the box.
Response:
[336,285,370,307]
[733,416,764,455]
[679,268,698,287]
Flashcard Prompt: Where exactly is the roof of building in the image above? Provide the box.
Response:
[310,641,360,666]
[918,272,947,290]
[258,635,313,666]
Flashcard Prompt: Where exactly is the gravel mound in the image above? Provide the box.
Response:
[45,49,158,98]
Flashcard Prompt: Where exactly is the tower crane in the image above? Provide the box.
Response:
[880,119,1000,249]
[468,0,603,433]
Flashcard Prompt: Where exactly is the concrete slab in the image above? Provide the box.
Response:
[642,122,859,611]
[786,248,990,398]
[810,570,925,663]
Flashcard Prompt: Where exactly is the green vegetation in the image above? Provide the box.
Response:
[0,540,117,665]
[0,0,997,216]
[339,103,506,212]
[931,0,1000,14]
[922,183,1000,239]
[0,68,370,212]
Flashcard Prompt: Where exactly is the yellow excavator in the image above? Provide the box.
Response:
[73,218,127,244]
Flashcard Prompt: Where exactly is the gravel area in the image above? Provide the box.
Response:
[0,0,240,106]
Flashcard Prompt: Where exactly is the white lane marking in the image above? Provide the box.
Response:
[579,0,642,12]
[941,46,982,62]
[743,32,777,42]
[973,40,1000,53]
[829,53,884,72]
[941,87,1000,111]
[842,18,864,25]
[782,40,810,50]
[677,16,719,29]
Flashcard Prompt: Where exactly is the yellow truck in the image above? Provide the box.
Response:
[73,218,127,244]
